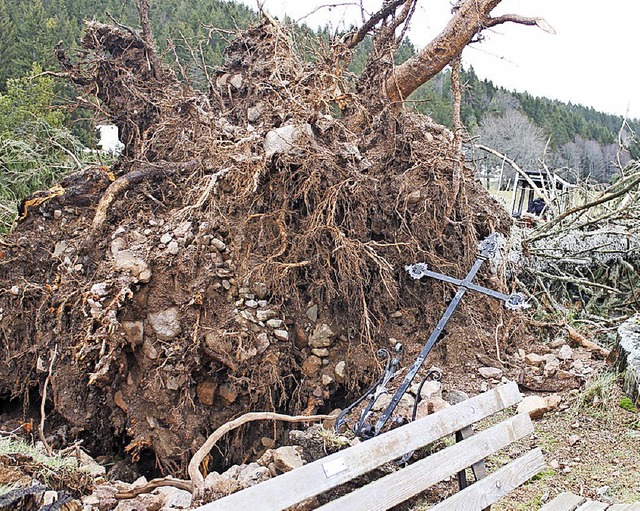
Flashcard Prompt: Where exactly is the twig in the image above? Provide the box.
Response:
[188,412,336,494]
[343,0,407,48]
[39,345,58,456]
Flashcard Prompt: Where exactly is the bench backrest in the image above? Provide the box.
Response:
[195,381,545,511]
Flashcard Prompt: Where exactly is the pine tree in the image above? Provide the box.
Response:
[0,0,17,90]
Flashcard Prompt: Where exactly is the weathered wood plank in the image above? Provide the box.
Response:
[428,448,547,511]
[540,492,587,511]
[316,413,535,511]
[194,382,522,511]
[576,500,611,511]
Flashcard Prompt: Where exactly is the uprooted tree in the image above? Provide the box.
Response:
[0,0,546,475]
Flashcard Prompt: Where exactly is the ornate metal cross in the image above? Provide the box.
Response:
[335,233,528,439]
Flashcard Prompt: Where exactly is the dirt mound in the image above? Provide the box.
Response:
[0,17,517,474]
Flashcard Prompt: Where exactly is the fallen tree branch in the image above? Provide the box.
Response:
[474,143,556,213]
[527,170,640,242]
[565,325,610,359]
[115,477,192,499]
[188,412,336,494]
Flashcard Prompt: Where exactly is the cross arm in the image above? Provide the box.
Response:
[405,263,529,310]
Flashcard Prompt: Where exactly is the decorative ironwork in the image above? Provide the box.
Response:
[336,233,529,439]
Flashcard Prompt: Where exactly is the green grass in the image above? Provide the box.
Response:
[619,397,638,413]
[0,436,79,472]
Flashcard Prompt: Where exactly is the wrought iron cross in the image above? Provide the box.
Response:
[335,233,528,438]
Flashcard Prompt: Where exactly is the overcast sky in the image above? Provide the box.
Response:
[234,0,640,119]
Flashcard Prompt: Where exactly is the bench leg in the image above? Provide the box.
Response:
[456,426,490,511]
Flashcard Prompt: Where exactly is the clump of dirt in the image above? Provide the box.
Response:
[0,16,517,475]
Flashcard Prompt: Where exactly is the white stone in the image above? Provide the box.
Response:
[160,232,173,244]
[517,394,561,419]
[478,366,503,379]
[558,344,574,360]
[157,487,192,508]
[90,282,109,297]
[256,309,277,321]
[263,123,313,158]
[147,307,182,340]
[409,379,442,400]
[273,329,289,341]
[211,238,226,252]
[167,241,180,255]
[114,250,149,280]
[266,319,283,328]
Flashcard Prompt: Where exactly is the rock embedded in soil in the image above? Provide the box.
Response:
[311,348,329,357]
[306,304,318,322]
[122,320,144,347]
[557,344,574,360]
[147,307,182,340]
[309,323,335,348]
[478,366,503,379]
[273,329,289,341]
[409,379,442,400]
[218,383,238,405]
[197,381,218,406]
[263,123,313,158]
[525,353,545,366]
[302,355,322,377]
[272,446,304,472]
[444,389,469,405]
[256,309,276,321]
[114,250,151,282]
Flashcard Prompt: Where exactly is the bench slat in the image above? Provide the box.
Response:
[428,448,547,511]
[316,412,534,511]
[541,492,587,511]
[194,382,522,511]
[576,500,611,511]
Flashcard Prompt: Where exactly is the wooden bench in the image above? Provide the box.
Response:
[195,381,546,511]
[541,492,640,511]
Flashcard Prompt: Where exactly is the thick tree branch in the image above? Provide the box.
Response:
[385,0,549,102]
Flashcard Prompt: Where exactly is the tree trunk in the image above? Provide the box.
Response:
[385,0,502,101]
